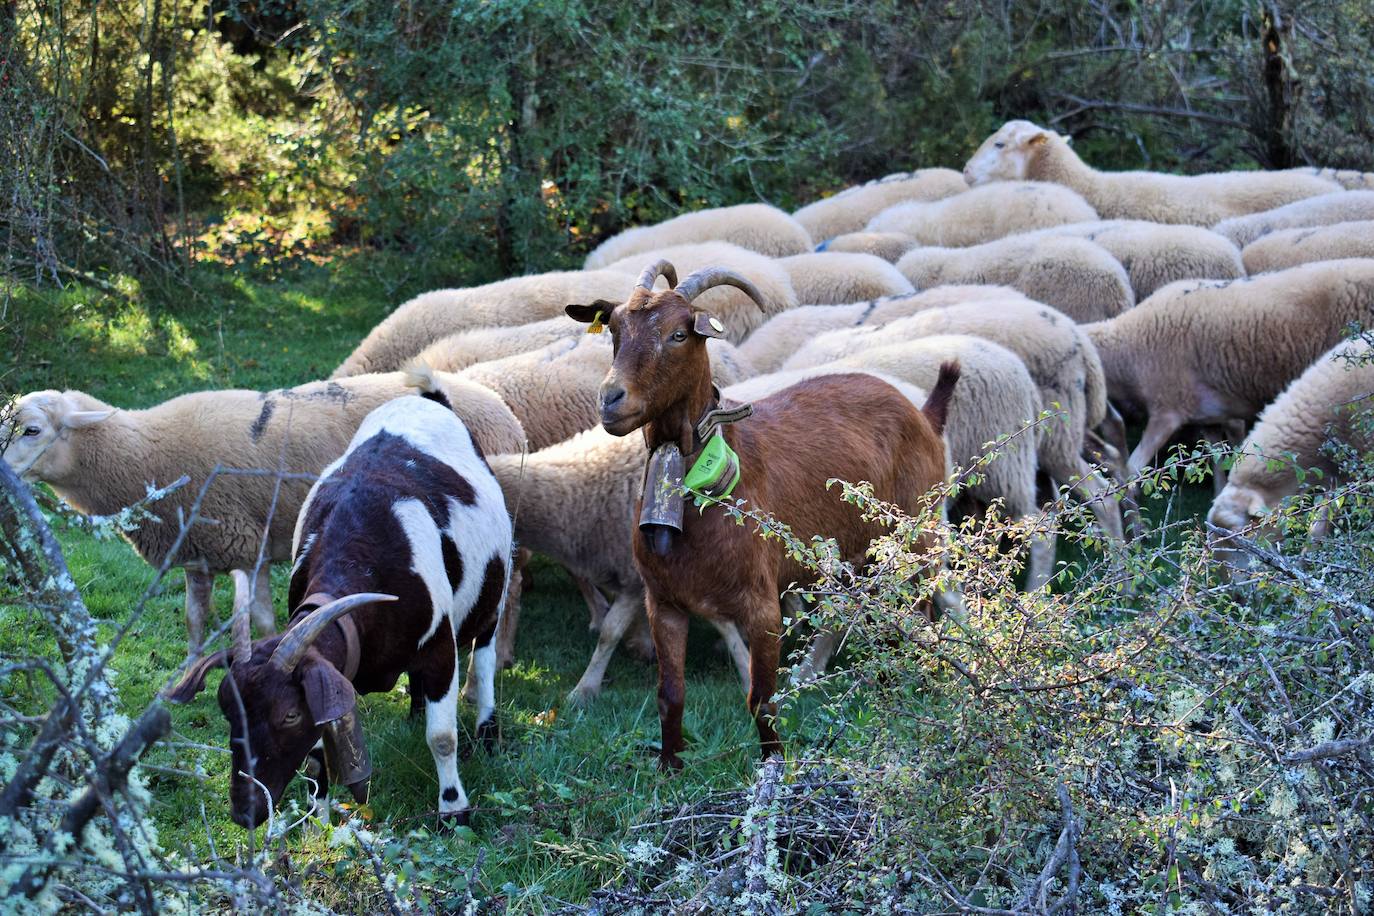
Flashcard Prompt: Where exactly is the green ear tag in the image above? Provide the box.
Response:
[684,432,741,508]
[587,310,606,334]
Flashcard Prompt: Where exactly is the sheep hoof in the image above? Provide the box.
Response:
[566,684,599,708]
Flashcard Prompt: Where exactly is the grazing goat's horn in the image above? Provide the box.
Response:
[637,259,678,291]
[229,570,255,666]
[675,267,765,310]
[269,593,397,673]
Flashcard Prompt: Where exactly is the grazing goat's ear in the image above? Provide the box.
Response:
[565,300,617,324]
[164,650,228,703]
[302,659,357,725]
[692,312,727,339]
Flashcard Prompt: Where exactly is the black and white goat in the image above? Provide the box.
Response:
[168,378,512,828]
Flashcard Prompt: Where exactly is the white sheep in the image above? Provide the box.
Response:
[331,270,638,378]
[2,374,525,654]
[1296,167,1374,191]
[782,298,1122,540]
[822,335,1053,587]
[583,203,812,269]
[866,181,1098,246]
[1209,337,1374,565]
[410,317,584,373]
[603,241,799,340]
[1082,259,1374,476]
[895,235,1134,323]
[1214,191,1374,248]
[1241,221,1374,274]
[487,428,751,704]
[1014,220,1244,299]
[775,251,915,305]
[792,169,969,243]
[736,285,1034,375]
[461,335,750,452]
[817,231,919,262]
[964,120,1343,225]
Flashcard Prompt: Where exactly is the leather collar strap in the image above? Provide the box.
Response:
[692,386,753,452]
[290,593,363,680]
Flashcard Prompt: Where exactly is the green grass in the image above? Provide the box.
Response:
[1,259,820,910]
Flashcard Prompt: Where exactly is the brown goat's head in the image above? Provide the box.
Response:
[566,260,764,449]
[165,590,395,829]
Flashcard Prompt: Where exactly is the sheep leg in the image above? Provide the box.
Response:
[1024,526,1057,590]
[184,566,214,655]
[647,596,690,771]
[574,573,611,632]
[710,619,752,695]
[623,611,657,662]
[568,591,642,707]
[1099,403,1130,474]
[1068,460,1125,542]
[243,564,275,635]
[746,601,784,761]
[793,629,840,685]
[1127,411,1185,477]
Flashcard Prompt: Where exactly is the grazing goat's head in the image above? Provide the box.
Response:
[566,260,764,450]
[166,585,395,829]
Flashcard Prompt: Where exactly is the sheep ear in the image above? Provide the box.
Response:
[565,300,617,324]
[302,659,357,725]
[693,312,727,339]
[1059,132,1072,146]
[164,650,229,703]
[1029,132,1050,147]
[62,408,114,429]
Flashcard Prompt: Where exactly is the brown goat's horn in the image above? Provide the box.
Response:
[269,593,397,673]
[229,570,255,666]
[675,267,766,310]
[637,259,678,291]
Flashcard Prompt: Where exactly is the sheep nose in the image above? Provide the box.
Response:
[601,384,627,413]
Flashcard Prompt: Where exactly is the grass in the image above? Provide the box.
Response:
[0,258,831,910]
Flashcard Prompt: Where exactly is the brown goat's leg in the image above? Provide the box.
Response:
[746,600,783,759]
[184,566,214,655]
[647,598,690,771]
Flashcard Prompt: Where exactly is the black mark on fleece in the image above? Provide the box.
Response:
[250,397,275,443]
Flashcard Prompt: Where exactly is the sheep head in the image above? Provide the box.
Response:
[165,592,395,829]
[565,260,764,454]
[1,391,115,483]
[963,120,1070,185]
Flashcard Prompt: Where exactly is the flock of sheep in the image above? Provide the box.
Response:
[6,117,1374,817]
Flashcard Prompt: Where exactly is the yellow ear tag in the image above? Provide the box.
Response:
[587,310,606,334]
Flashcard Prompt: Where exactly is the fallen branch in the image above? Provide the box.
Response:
[1283,737,1370,765]
[10,703,173,902]
[743,755,785,914]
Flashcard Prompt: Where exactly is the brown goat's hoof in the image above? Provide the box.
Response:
[658,753,684,772]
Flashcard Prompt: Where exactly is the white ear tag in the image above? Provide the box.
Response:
[708,317,724,334]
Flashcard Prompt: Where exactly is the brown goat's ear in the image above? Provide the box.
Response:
[565,300,617,324]
[302,659,357,725]
[692,312,727,339]
[164,650,229,703]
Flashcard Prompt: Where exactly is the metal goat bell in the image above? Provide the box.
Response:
[323,709,372,803]
[640,443,686,534]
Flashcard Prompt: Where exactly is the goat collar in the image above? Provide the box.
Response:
[639,390,752,541]
[290,593,362,680]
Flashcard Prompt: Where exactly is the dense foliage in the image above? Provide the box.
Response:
[4,0,1374,294]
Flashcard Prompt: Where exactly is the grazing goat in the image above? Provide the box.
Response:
[566,260,955,768]
[167,383,512,828]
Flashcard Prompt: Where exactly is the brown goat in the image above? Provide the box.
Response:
[566,260,956,768]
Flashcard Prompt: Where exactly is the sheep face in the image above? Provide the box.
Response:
[963,120,1062,186]
[1,391,114,482]
[1207,483,1269,572]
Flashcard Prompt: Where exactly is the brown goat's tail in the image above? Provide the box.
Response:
[401,360,454,411]
[921,361,960,435]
